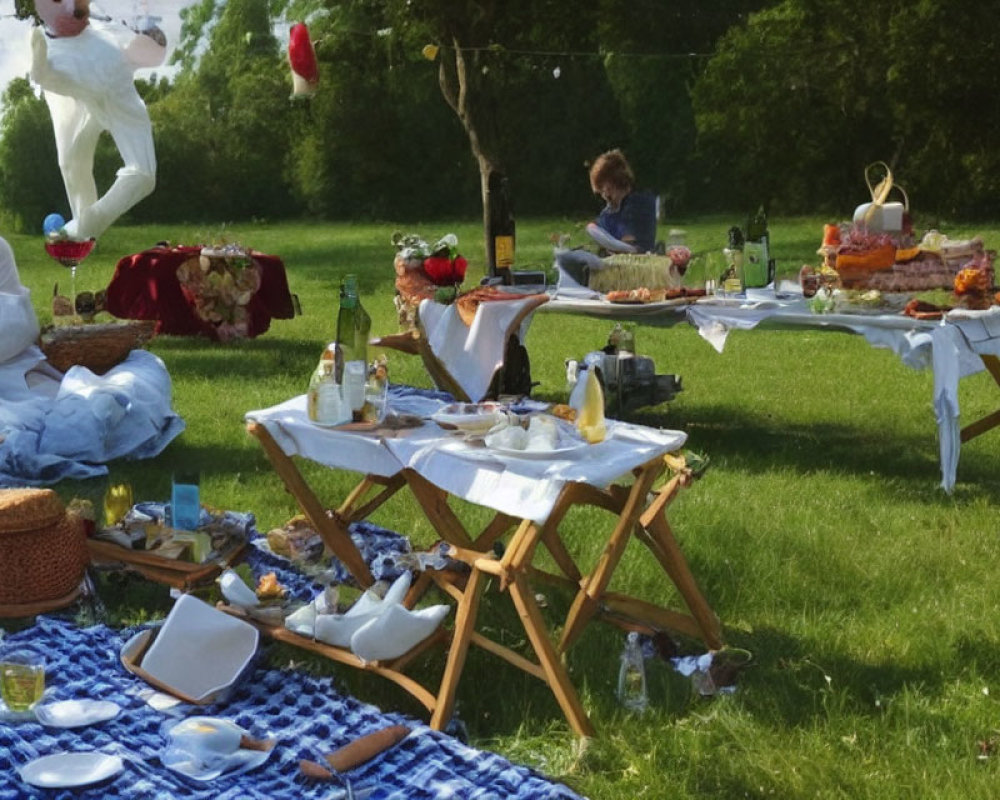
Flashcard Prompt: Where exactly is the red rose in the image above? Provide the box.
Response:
[423,255,467,285]
[422,256,453,284]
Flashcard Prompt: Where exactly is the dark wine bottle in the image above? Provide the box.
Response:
[487,172,514,284]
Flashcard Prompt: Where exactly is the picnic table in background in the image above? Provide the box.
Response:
[105,245,295,340]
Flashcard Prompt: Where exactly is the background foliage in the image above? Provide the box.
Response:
[2,0,999,248]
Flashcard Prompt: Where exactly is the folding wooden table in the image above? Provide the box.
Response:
[243,393,723,735]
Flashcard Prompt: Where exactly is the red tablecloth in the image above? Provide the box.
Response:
[105,246,295,339]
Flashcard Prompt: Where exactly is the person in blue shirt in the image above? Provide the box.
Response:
[587,149,658,254]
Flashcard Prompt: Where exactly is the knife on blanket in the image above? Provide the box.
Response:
[299,724,410,780]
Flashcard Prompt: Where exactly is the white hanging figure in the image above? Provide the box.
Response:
[29,0,160,241]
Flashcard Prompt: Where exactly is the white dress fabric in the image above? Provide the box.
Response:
[0,236,184,485]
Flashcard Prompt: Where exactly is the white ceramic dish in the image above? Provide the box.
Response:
[431,402,506,434]
[161,717,272,782]
[18,752,123,789]
[484,415,591,459]
[139,594,259,703]
[162,746,271,782]
[34,699,121,729]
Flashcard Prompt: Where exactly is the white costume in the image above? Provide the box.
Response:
[29,0,158,241]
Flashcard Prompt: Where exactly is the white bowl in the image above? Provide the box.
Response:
[139,594,258,703]
[431,402,506,434]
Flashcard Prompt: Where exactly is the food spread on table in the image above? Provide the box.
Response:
[800,163,996,314]
[604,286,706,304]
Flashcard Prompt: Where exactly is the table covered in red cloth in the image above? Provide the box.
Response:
[105,245,295,340]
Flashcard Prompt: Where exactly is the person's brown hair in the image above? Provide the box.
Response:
[589,149,635,193]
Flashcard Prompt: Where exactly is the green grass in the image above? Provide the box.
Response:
[7,216,1000,799]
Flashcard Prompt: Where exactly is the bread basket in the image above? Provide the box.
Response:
[40,320,156,374]
[0,489,88,617]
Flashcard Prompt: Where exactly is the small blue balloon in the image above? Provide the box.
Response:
[43,213,65,236]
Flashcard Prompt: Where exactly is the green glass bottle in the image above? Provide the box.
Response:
[336,275,372,420]
[743,206,771,288]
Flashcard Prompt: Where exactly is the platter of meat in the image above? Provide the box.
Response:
[902,298,952,320]
[605,287,706,305]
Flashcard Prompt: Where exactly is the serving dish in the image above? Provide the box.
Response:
[486,441,589,460]
[161,717,273,781]
[133,594,258,704]
[431,402,506,434]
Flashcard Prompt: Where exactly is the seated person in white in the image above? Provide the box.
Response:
[0,235,183,485]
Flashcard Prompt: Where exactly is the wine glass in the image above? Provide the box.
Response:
[44,238,95,310]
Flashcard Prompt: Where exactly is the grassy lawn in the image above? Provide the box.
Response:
[6,215,1000,799]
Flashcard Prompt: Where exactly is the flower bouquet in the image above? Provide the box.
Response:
[177,247,262,340]
[391,232,468,328]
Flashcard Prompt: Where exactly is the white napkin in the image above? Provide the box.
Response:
[419,297,542,402]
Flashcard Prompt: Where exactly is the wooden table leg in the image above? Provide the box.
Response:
[430,566,487,730]
[403,469,476,549]
[337,474,406,522]
[558,461,662,653]
[247,421,373,586]
[508,571,596,737]
[961,354,1000,443]
[637,513,724,649]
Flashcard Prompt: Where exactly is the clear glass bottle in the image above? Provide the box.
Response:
[307,344,348,425]
[617,631,648,713]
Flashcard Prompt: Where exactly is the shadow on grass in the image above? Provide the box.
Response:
[150,335,321,378]
[614,402,1000,507]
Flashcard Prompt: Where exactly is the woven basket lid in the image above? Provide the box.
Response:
[0,488,65,534]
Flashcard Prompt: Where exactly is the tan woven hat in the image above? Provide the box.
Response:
[0,489,88,617]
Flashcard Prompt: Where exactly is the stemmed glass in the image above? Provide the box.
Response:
[44,238,95,311]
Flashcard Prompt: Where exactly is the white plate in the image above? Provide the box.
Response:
[431,402,506,433]
[19,752,123,789]
[486,440,590,460]
[34,699,121,729]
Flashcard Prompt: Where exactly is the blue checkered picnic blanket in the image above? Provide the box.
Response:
[0,614,583,799]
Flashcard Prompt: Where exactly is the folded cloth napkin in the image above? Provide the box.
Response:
[419,297,543,402]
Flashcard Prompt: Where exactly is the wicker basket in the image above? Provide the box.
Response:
[40,320,156,374]
[0,489,88,617]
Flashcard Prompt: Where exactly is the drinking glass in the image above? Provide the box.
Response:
[103,481,134,528]
[363,377,389,424]
[0,651,45,712]
[171,471,201,531]
[704,251,726,296]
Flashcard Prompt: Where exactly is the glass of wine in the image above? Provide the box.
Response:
[0,651,45,714]
[44,238,95,311]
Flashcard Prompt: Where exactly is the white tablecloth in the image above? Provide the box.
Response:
[403,286,1000,493]
[685,294,1000,492]
[246,391,687,524]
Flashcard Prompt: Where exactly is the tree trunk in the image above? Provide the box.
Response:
[437,39,504,276]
